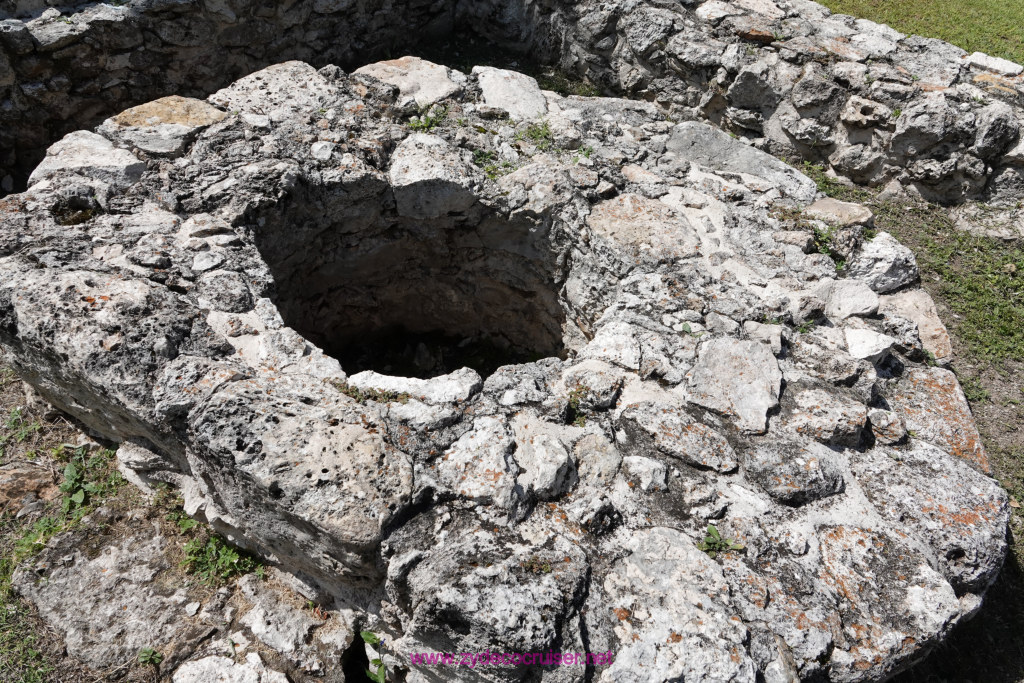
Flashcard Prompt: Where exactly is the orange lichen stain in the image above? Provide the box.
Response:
[666,632,683,644]
[614,607,632,621]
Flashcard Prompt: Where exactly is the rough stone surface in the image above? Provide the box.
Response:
[354,56,465,109]
[473,66,548,121]
[0,58,1010,683]
[879,288,954,361]
[173,654,289,683]
[1,0,1023,208]
[13,523,206,669]
[27,130,146,189]
[845,231,920,293]
[0,463,56,514]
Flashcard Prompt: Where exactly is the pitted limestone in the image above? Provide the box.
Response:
[0,59,1009,683]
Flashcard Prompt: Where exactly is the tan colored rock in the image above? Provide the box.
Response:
[804,197,874,227]
[879,288,953,361]
[0,465,57,513]
[110,95,227,128]
[99,95,227,157]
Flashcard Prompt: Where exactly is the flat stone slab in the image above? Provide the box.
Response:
[353,56,466,109]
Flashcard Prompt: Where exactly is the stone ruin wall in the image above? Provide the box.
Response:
[2,0,1024,203]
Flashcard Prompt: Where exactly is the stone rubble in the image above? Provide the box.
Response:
[0,56,1010,682]
[0,0,1023,213]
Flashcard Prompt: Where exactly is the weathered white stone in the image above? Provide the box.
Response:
[667,122,818,202]
[174,653,288,683]
[28,130,145,188]
[472,66,548,120]
[347,368,482,404]
[968,51,1024,77]
[388,133,477,218]
[513,414,576,499]
[879,288,953,361]
[435,416,523,512]
[622,455,668,491]
[845,231,919,293]
[354,56,465,109]
[844,327,896,361]
[686,338,782,433]
[804,197,874,227]
[821,278,880,320]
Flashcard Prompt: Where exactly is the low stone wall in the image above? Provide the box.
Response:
[475,0,1024,204]
[0,0,459,189]
[3,0,1024,201]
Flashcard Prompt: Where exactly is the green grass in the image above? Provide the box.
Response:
[515,120,556,151]
[872,201,1024,363]
[819,0,1024,65]
[0,447,123,681]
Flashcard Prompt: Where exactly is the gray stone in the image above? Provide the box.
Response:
[879,289,953,362]
[968,51,1023,77]
[173,653,289,683]
[28,130,146,188]
[388,133,477,219]
[822,279,880,320]
[686,338,783,434]
[845,327,896,362]
[804,197,874,227]
[354,56,465,109]
[13,530,199,669]
[667,122,818,202]
[745,439,844,504]
[0,58,1009,683]
[845,232,919,293]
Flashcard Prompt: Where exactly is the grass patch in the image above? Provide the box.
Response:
[407,105,448,132]
[535,70,601,97]
[0,407,41,459]
[182,533,263,586]
[516,121,556,152]
[799,161,873,204]
[471,149,517,180]
[873,201,1024,363]
[818,0,1024,66]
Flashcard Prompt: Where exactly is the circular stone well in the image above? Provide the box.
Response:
[0,59,1010,682]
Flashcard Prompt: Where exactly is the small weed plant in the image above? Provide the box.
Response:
[137,647,163,666]
[516,121,555,151]
[472,149,516,180]
[407,105,448,132]
[565,383,590,427]
[361,630,387,682]
[521,555,553,574]
[59,447,124,520]
[182,534,263,586]
[697,525,744,559]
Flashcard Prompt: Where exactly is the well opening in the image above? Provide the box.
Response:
[246,182,569,379]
